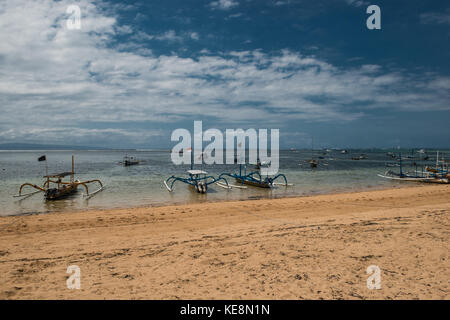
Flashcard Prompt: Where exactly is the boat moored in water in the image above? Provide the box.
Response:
[14,155,105,200]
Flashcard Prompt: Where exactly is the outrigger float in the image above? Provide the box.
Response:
[14,155,104,200]
[218,163,291,189]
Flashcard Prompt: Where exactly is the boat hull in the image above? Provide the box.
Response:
[235,178,271,188]
[377,174,449,184]
[123,160,139,166]
[45,184,78,200]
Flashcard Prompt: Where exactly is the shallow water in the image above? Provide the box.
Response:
[0,149,445,216]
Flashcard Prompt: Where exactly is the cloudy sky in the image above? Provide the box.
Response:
[0,0,449,149]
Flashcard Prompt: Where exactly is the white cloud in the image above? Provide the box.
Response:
[420,11,450,25]
[345,0,369,8]
[130,30,197,43]
[131,30,155,41]
[0,0,448,146]
[210,0,239,11]
[115,25,133,35]
[427,77,450,90]
[155,30,182,42]
[190,32,200,40]
[228,12,243,19]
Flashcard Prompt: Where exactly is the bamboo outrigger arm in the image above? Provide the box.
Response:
[79,179,104,198]
[212,176,231,189]
[164,176,184,192]
[271,174,291,186]
[81,179,103,188]
[216,173,248,189]
[14,183,46,198]
[163,174,230,193]
[77,182,89,194]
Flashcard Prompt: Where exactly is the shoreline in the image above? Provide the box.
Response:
[1,184,449,299]
[2,181,410,218]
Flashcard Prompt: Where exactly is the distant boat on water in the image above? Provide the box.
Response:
[118,154,143,166]
[352,154,367,160]
[309,137,318,168]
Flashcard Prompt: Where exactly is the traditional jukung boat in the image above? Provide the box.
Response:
[309,137,318,168]
[309,159,319,168]
[164,170,231,193]
[164,148,232,193]
[218,163,291,188]
[352,154,367,160]
[422,151,449,181]
[14,155,104,200]
[378,152,449,184]
[118,155,141,166]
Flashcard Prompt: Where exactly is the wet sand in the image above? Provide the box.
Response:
[0,184,449,299]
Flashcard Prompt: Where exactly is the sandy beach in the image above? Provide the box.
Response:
[0,184,448,300]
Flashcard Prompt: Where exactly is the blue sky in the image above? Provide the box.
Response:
[0,0,449,149]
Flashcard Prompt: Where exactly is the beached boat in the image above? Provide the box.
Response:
[14,155,104,200]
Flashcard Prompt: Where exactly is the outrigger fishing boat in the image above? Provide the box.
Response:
[164,149,231,193]
[309,138,318,168]
[352,154,367,160]
[218,163,291,188]
[309,159,318,168]
[118,154,143,166]
[377,152,449,184]
[164,170,231,193]
[14,155,104,200]
[299,138,329,169]
[422,151,449,181]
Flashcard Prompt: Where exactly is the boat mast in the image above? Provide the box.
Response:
[436,151,439,168]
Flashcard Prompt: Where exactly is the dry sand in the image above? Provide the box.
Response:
[0,185,449,299]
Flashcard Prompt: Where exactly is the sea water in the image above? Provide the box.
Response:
[0,149,445,216]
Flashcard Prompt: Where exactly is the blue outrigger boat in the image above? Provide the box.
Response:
[164,169,231,193]
[218,163,291,188]
[164,150,231,193]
